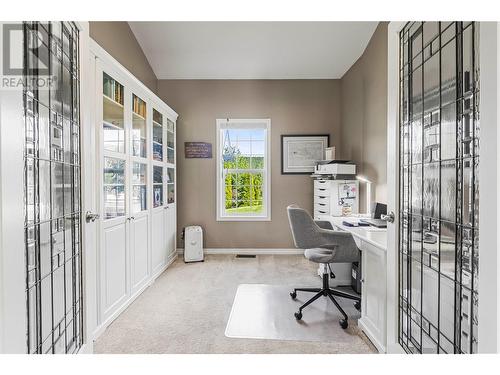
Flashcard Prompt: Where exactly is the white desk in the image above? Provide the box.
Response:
[318,215,388,353]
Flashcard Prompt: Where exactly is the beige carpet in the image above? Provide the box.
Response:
[94,254,377,354]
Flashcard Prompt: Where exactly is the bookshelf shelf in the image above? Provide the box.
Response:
[133,111,146,121]
[103,120,123,130]
[103,95,125,123]
[103,94,124,108]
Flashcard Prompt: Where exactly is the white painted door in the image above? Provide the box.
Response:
[129,91,150,293]
[151,107,168,276]
[97,60,130,322]
[386,22,498,354]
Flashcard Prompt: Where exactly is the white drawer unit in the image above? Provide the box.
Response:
[314,203,330,216]
[313,179,359,219]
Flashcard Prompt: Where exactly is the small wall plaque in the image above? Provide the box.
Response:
[185,142,213,158]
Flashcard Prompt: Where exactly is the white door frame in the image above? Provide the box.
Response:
[0,21,94,353]
[386,21,405,354]
[79,21,97,354]
[476,22,499,354]
[386,21,499,354]
[0,21,27,353]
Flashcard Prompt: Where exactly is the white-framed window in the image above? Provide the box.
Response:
[216,119,271,221]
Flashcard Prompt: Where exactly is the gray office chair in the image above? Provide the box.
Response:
[287,205,361,329]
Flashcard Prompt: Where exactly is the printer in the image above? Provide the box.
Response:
[313,160,356,177]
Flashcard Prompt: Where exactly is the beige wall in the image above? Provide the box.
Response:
[91,22,389,248]
[157,80,341,248]
[89,22,158,93]
[340,22,388,212]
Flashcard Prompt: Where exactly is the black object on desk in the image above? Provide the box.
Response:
[372,202,387,219]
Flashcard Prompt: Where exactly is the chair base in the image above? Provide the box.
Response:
[290,270,360,329]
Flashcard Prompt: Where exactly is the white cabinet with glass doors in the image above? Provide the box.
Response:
[151,108,177,277]
[94,47,177,332]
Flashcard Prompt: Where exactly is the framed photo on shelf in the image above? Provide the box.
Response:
[153,186,163,207]
[281,134,329,174]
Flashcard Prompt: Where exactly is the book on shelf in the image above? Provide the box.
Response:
[153,109,163,124]
[103,73,124,105]
[133,95,146,118]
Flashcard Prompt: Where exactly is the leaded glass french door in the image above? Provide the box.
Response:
[398,22,479,354]
[23,21,84,354]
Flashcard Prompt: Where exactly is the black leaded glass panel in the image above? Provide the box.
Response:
[398,22,479,354]
[23,21,83,354]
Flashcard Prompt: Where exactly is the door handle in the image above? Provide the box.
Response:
[85,211,100,223]
[381,211,395,223]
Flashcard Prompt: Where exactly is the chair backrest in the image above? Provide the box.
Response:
[287,205,322,249]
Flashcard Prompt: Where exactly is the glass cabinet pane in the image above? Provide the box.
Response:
[167,119,175,164]
[132,94,147,158]
[103,73,124,153]
[132,162,147,213]
[153,166,163,208]
[103,157,125,219]
[167,167,175,204]
[167,167,175,184]
[153,109,163,161]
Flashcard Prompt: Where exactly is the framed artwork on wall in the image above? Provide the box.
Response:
[281,134,329,174]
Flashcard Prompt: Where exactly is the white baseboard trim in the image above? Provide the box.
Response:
[176,248,303,256]
[92,252,178,343]
[358,317,386,353]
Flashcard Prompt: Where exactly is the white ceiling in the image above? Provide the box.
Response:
[128,22,378,80]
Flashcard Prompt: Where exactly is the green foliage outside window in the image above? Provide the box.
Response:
[223,147,264,213]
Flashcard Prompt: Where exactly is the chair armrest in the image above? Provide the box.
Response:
[314,228,360,262]
[314,220,333,230]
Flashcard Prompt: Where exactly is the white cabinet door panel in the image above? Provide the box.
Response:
[152,209,165,274]
[131,215,149,292]
[165,206,176,257]
[360,242,387,351]
[103,222,127,317]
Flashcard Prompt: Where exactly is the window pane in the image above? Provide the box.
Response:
[103,157,125,219]
[219,122,268,219]
[222,129,265,170]
[167,147,175,164]
[103,73,124,153]
[153,165,163,208]
[153,166,163,184]
[167,119,175,151]
[132,94,147,158]
[167,168,175,184]
[167,184,175,204]
[224,171,264,215]
[153,109,163,162]
[153,185,163,208]
[132,162,147,213]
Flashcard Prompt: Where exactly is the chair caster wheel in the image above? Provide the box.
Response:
[294,311,302,320]
[290,291,297,300]
[354,301,361,311]
[340,319,348,329]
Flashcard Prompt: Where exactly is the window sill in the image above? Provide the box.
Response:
[217,215,271,222]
